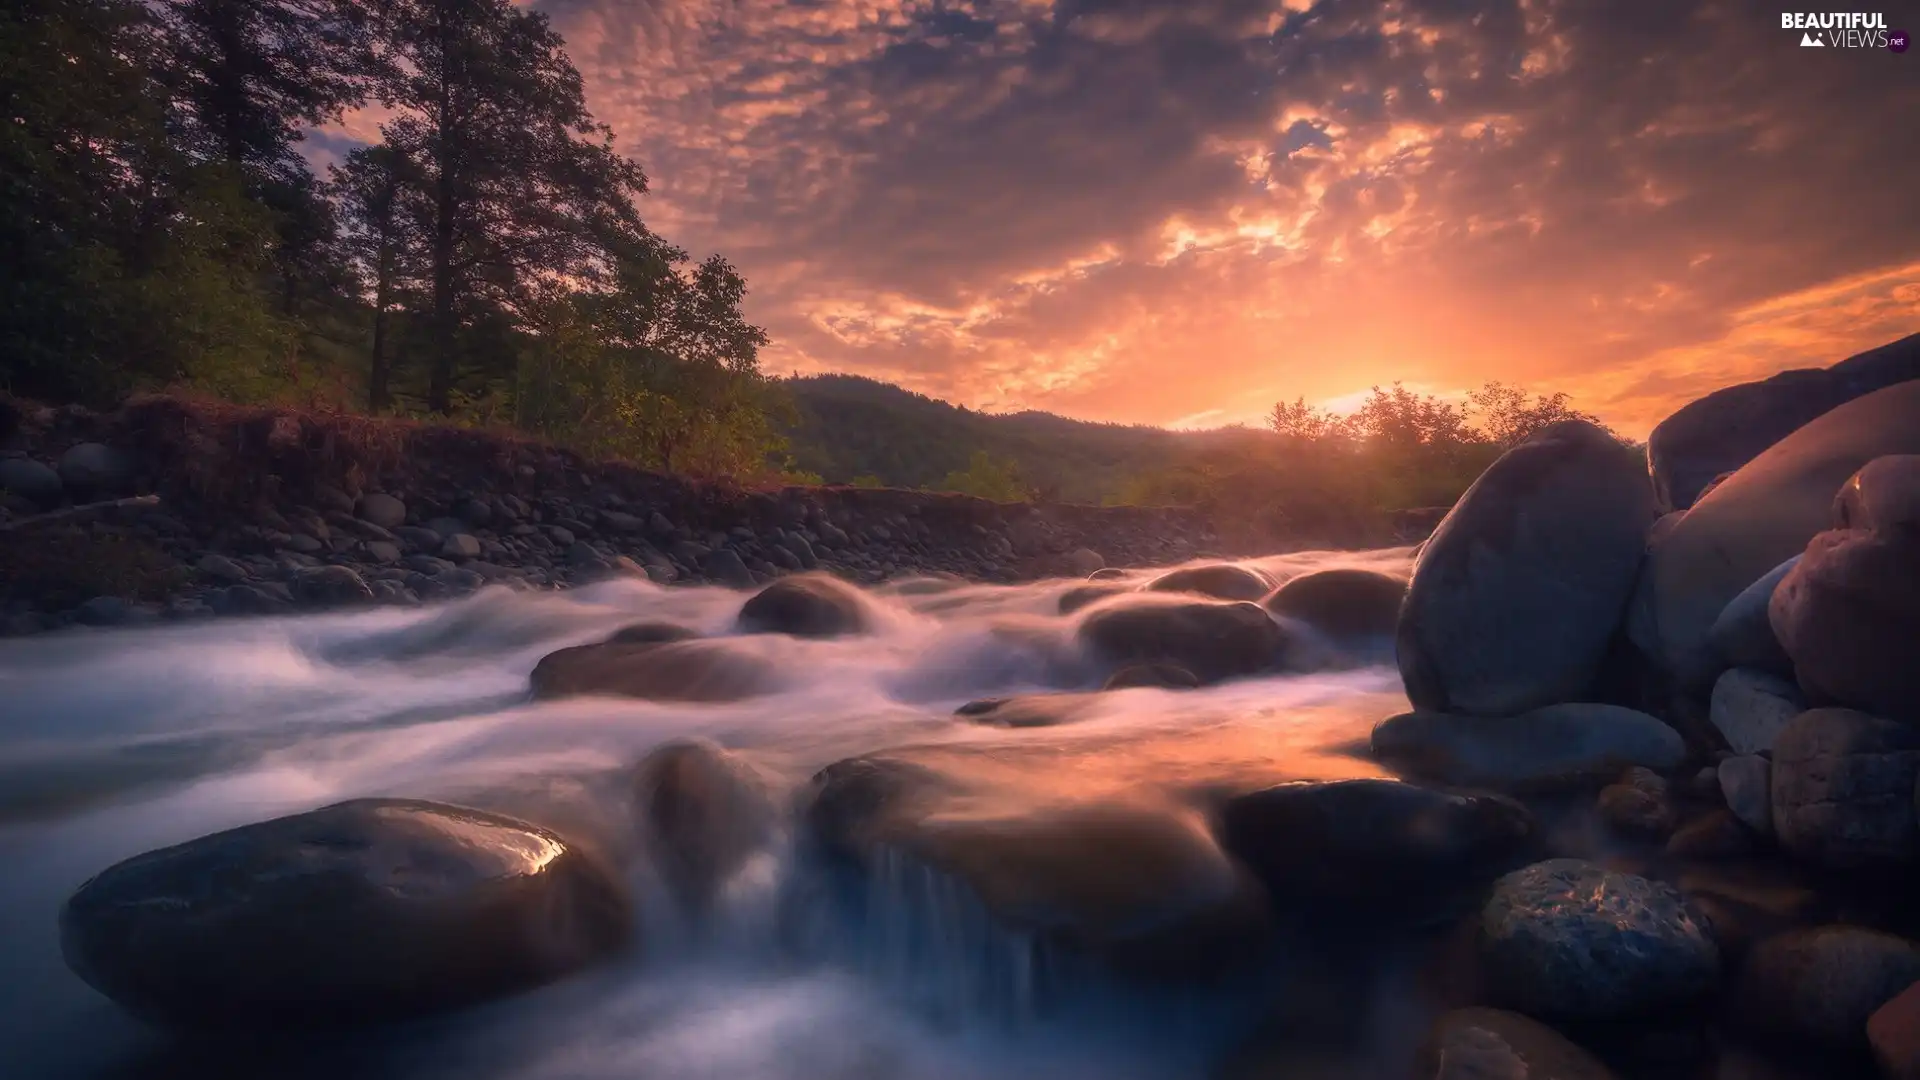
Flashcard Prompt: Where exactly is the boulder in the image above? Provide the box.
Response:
[1371,703,1686,792]
[0,457,62,505]
[1398,421,1658,716]
[1770,528,1920,723]
[1059,583,1126,614]
[1219,779,1533,919]
[1632,379,1920,688]
[1771,707,1920,868]
[1717,755,1773,837]
[59,799,631,1028]
[529,640,784,703]
[735,573,870,638]
[633,739,777,910]
[1077,599,1287,684]
[289,565,375,608]
[1145,564,1273,602]
[1101,662,1200,690]
[56,441,130,495]
[1646,331,1920,511]
[1261,568,1407,640]
[1835,454,1920,537]
[605,622,701,646]
[1709,668,1805,755]
[1706,556,1801,676]
[355,493,407,530]
[1870,980,1920,1080]
[1417,1008,1621,1080]
[1479,859,1720,1021]
[1733,926,1920,1052]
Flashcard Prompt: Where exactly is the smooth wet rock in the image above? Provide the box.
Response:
[1707,556,1801,675]
[1398,421,1658,716]
[953,693,1101,729]
[1770,527,1920,724]
[1632,379,1920,688]
[1220,779,1532,919]
[1479,859,1719,1021]
[57,442,130,495]
[1835,454,1920,537]
[1870,980,1920,1080]
[1077,599,1286,684]
[1261,567,1406,641]
[1771,707,1920,868]
[633,739,777,910]
[1418,1007,1620,1080]
[530,640,784,703]
[1371,704,1686,792]
[59,798,631,1028]
[1059,583,1126,614]
[1146,564,1272,602]
[1710,668,1805,755]
[0,456,62,505]
[1733,926,1920,1052]
[605,622,701,646]
[355,493,406,530]
[289,565,374,607]
[1102,662,1200,690]
[736,572,870,638]
[1718,755,1773,837]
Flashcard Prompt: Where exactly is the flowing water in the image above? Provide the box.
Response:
[0,547,1422,1080]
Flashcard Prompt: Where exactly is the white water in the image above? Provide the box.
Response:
[0,548,1417,1080]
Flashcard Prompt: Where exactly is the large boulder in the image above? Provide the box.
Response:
[1219,779,1533,920]
[1770,707,1920,868]
[1479,859,1720,1021]
[0,456,63,506]
[1834,454,1920,536]
[1631,379,1920,687]
[1397,421,1658,716]
[735,573,870,638]
[1708,668,1804,755]
[56,441,131,496]
[529,639,784,703]
[1706,555,1801,675]
[1145,563,1273,602]
[1077,599,1287,684]
[1647,332,1920,511]
[59,799,631,1028]
[1417,1008,1621,1080]
[1770,527,1920,723]
[1261,568,1407,640]
[1371,703,1686,792]
[633,739,777,910]
[1732,926,1920,1052]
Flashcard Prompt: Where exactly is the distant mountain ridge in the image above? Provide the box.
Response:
[780,374,1258,503]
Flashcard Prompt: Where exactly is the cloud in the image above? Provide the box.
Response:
[532,0,1920,433]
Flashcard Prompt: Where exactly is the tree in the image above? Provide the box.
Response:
[329,145,424,410]
[1469,381,1613,446]
[937,451,1031,502]
[371,0,649,413]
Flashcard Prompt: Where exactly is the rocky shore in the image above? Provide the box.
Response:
[0,394,1316,635]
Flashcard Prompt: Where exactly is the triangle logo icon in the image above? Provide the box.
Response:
[1801,31,1824,45]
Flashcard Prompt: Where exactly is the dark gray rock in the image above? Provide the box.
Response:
[705,548,754,588]
[1101,662,1200,690]
[74,596,133,626]
[1732,926,1920,1052]
[59,799,631,1028]
[365,540,401,563]
[633,739,777,910]
[531,640,783,703]
[195,553,248,583]
[209,584,288,616]
[1078,600,1287,684]
[1771,707,1920,868]
[1707,555,1801,675]
[57,442,130,495]
[1145,563,1272,601]
[1371,704,1686,792]
[394,525,442,550]
[355,493,407,530]
[441,533,482,560]
[426,516,467,540]
[290,566,374,608]
[1262,567,1406,640]
[0,457,62,505]
[737,572,870,638]
[1718,755,1773,837]
[1709,667,1804,755]
[1479,859,1719,1021]
[1398,421,1659,716]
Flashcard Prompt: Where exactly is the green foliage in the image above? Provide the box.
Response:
[935,451,1031,502]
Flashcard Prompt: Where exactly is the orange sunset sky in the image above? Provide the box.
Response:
[327,0,1920,436]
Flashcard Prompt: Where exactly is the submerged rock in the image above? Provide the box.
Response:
[633,739,777,910]
[529,639,784,703]
[1732,926,1920,1052]
[1771,707,1920,868]
[1418,1007,1620,1080]
[1479,859,1720,1021]
[1101,662,1200,690]
[1145,564,1273,602]
[605,621,701,645]
[1077,599,1286,684]
[60,799,631,1028]
[1398,421,1658,716]
[1219,779,1532,920]
[1371,704,1686,792]
[736,572,871,638]
[1261,567,1407,641]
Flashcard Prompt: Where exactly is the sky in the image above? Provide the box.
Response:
[482,0,1919,435]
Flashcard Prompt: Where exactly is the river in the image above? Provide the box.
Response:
[0,547,1419,1080]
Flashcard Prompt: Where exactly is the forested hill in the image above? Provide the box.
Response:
[781,375,1270,504]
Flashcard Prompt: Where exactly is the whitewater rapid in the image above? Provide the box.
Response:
[0,547,1416,1080]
